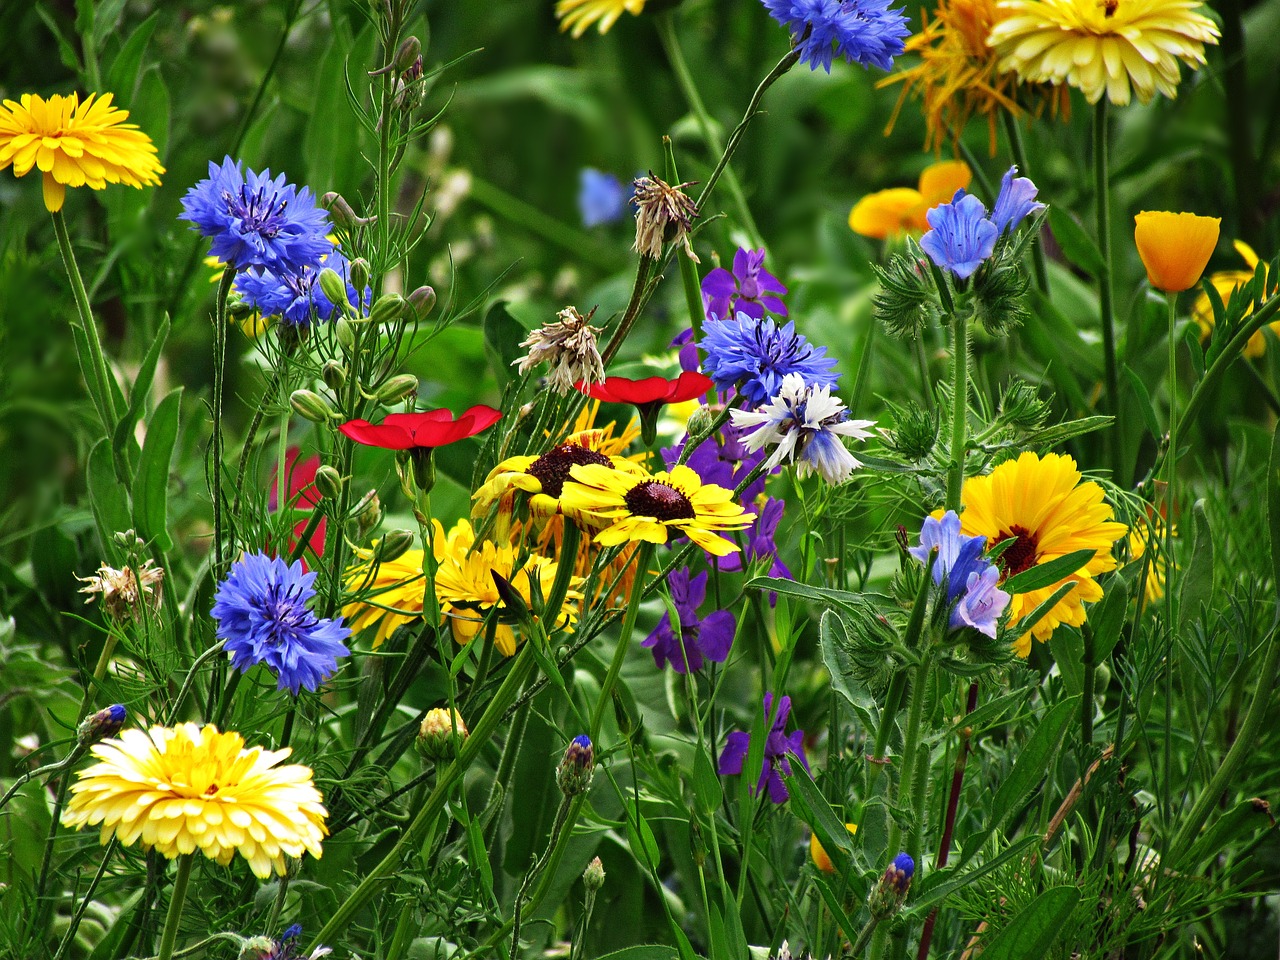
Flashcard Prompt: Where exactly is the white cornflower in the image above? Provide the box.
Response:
[730,373,875,485]
[513,306,605,394]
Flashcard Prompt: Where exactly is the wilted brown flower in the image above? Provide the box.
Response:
[631,175,699,263]
[514,306,605,393]
[78,560,164,621]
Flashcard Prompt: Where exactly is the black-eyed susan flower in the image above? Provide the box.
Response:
[1134,211,1221,293]
[1191,241,1278,357]
[951,451,1127,657]
[0,92,164,212]
[61,723,327,879]
[556,0,646,37]
[849,160,972,240]
[988,0,1219,107]
[559,463,754,557]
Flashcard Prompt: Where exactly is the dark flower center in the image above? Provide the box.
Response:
[528,444,613,498]
[997,526,1040,580]
[262,583,313,644]
[225,183,289,239]
[624,480,697,522]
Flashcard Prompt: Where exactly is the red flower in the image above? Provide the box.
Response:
[339,406,502,450]
[269,447,326,566]
[578,371,713,407]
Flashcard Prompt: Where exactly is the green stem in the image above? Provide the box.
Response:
[851,918,881,957]
[212,267,235,576]
[232,366,284,519]
[1081,623,1096,749]
[590,543,653,739]
[512,795,573,954]
[601,256,655,367]
[946,303,968,511]
[156,855,193,960]
[1001,110,1049,295]
[1179,293,1280,430]
[1093,99,1123,483]
[1161,292,1179,839]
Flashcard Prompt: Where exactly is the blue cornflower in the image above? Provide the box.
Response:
[211,552,350,695]
[180,156,333,273]
[718,692,809,803]
[990,165,1045,235]
[909,511,1009,638]
[236,249,368,326]
[700,313,840,408]
[578,168,628,227]
[643,568,737,673]
[919,190,999,280]
[762,0,910,73]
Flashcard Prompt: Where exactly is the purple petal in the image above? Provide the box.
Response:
[718,731,751,775]
[696,610,736,663]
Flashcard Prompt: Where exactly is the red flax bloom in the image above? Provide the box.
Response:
[340,405,501,492]
[578,371,714,443]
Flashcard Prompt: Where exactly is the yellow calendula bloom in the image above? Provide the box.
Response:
[1126,512,1173,604]
[1192,241,1278,357]
[556,0,646,37]
[952,452,1127,657]
[849,161,972,240]
[0,92,164,212]
[810,822,858,874]
[559,463,754,557]
[61,723,327,879]
[988,0,1219,107]
[1134,211,1221,293]
[880,0,1068,154]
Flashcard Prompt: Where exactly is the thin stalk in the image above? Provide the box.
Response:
[946,304,968,511]
[851,918,881,956]
[232,366,284,518]
[884,654,932,868]
[1081,622,1096,748]
[1000,111,1049,294]
[590,543,654,739]
[511,795,574,954]
[1093,99,1123,482]
[601,256,655,367]
[1161,292,1179,842]
[1179,293,1280,430]
[211,267,235,575]
[156,855,194,960]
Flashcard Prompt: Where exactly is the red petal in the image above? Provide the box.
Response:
[584,375,674,405]
[339,419,417,449]
[666,371,715,403]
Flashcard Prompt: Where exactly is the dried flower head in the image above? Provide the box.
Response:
[514,306,606,393]
[78,560,164,621]
[632,175,699,262]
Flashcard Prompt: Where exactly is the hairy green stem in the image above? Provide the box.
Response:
[1093,100,1123,483]
[211,268,235,575]
[946,303,968,511]
[156,855,193,960]
[590,543,654,739]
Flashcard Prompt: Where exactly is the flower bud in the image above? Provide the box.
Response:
[368,292,409,326]
[377,374,419,404]
[408,285,437,321]
[685,403,718,440]
[318,268,349,311]
[583,856,605,892]
[394,36,422,73]
[353,488,382,537]
[375,529,415,564]
[868,852,915,919]
[290,389,336,424]
[77,705,126,746]
[314,465,344,500]
[349,258,372,296]
[336,316,356,353]
[322,360,347,391]
[557,734,595,797]
[321,191,362,231]
[416,707,468,762]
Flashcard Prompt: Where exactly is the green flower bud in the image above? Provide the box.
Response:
[322,360,347,391]
[336,316,356,353]
[318,268,348,311]
[77,705,126,746]
[556,735,595,797]
[290,389,335,424]
[376,529,415,564]
[416,707,467,762]
[314,465,344,500]
[583,856,605,893]
[377,374,419,404]
[394,36,422,73]
[352,488,382,537]
[368,292,409,326]
[350,257,371,295]
[408,285,437,321]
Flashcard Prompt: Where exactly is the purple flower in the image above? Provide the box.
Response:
[700,314,840,409]
[909,511,1009,638]
[643,568,736,673]
[578,168,628,228]
[762,0,910,73]
[718,692,809,803]
[989,165,1045,235]
[920,190,999,280]
[702,248,788,321]
[718,497,792,581]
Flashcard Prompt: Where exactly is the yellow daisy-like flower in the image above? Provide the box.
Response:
[0,92,164,212]
[559,463,754,557]
[849,160,972,240]
[953,451,1128,657]
[1126,511,1173,604]
[1133,210,1220,293]
[342,545,430,649]
[61,723,327,879]
[1192,241,1278,357]
[988,0,1219,107]
[880,0,1069,154]
[556,0,646,37]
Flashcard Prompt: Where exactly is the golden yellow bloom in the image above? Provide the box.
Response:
[342,544,428,648]
[810,822,858,874]
[953,452,1127,657]
[988,0,1219,106]
[0,92,164,212]
[559,463,754,557]
[1192,241,1278,357]
[881,0,1068,153]
[61,723,327,879]
[1126,512,1173,604]
[557,0,646,37]
[849,161,971,240]
[1134,211,1220,293]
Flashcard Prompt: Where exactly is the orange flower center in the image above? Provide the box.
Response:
[625,481,696,521]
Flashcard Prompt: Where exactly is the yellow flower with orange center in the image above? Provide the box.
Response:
[0,92,164,212]
[556,0,645,37]
[952,452,1127,657]
[1191,241,1278,357]
[1134,211,1221,293]
[849,161,972,240]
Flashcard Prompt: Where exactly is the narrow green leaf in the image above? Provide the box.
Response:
[482,300,526,387]
[1122,365,1162,443]
[747,575,861,610]
[1087,574,1130,662]
[820,609,876,710]
[1270,422,1280,593]
[786,764,854,868]
[1048,208,1105,277]
[1004,549,1096,594]
[132,387,182,552]
[1177,501,1213,637]
[905,835,1039,914]
[87,438,133,553]
[591,946,679,960]
[1014,580,1077,638]
[625,800,660,867]
[809,872,861,945]
[105,12,161,100]
[977,886,1080,960]
[113,315,170,465]
[692,747,723,814]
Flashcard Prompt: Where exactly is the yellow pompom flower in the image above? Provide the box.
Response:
[952,452,1128,657]
[61,723,327,879]
[556,0,646,37]
[1192,240,1278,356]
[810,822,858,874]
[0,92,164,212]
[1134,211,1220,293]
[849,160,972,240]
[988,0,1219,107]
[559,463,754,557]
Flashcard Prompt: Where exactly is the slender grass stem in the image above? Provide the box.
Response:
[1001,110,1049,295]
[590,543,654,739]
[211,268,235,576]
[1093,100,1123,483]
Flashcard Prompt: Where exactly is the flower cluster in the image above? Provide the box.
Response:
[643,567,736,672]
[702,248,788,320]
[920,165,1044,279]
[910,510,1010,637]
[718,692,809,803]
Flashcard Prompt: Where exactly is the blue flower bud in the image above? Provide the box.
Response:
[557,734,595,796]
[77,704,126,746]
[868,851,914,919]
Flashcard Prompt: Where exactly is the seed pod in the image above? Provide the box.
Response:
[394,36,422,73]
[408,285,437,321]
[368,292,409,326]
[349,257,371,295]
[336,316,356,353]
[290,389,335,424]
[376,374,419,404]
[314,465,344,500]
[318,268,348,310]
[322,360,347,391]
[376,529,415,564]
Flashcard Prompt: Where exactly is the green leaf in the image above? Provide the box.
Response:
[786,764,854,870]
[132,387,182,552]
[820,608,876,710]
[1122,365,1162,443]
[625,799,660,867]
[483,300,526,387]
[1270,422,1280,593]
[1048,208,1105,277]
[977,886,1080,960]
[1177,501,1213,637]
[113,315,170,466]
[1004,549,1096,594]
[87,438,133,554]
[592,946,680,960]
[105,12,160,100]
[1014,580,1077,638]
[1087,575,1130,662]
[747,575,861,610]
[1183,799,1276,867]
[692,747,723,815]
[91,0,130,52]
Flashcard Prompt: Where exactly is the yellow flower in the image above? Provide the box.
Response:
[880,0,1069,154]
[0,92,164,212]
[1192,241,1278,356]
[559,463,754,557]
[556,0,646,37]
[1126,512,1173,604]
[952,452,1127,657]
[810,822,858,874]
[61,723,327,879]
[1134,211,1221,293]
[342,544,429,648]
[849,161,972,240]
[988,0,1219,106]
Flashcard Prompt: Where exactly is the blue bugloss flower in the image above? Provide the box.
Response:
[643,568,737,673]
[578,168,628,227]
[700,313,840,408]
[920,190,999,280]
[990,164,1045,235]
[212,552,350,695]
[718,692,809,803]
[180,156,333,273]
[762,0,910,73]
[237,249,367,326]
[910,511,1009,638]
